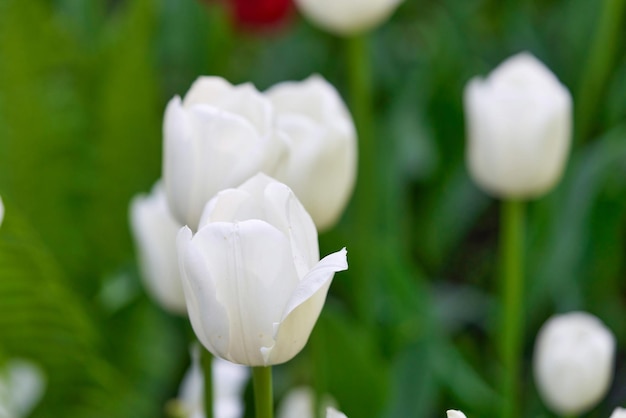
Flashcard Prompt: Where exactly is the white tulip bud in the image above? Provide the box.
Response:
[464,52,572,199]
[533,311,615,415]
[611,407,626,418]
[163,77,287,231]
[177,173,348,366]
[446,410,467,418]
[267,75,357,231]
[294,0,402,35]
[130,182,187,315]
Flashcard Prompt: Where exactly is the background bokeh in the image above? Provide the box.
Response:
[1,0,626,417]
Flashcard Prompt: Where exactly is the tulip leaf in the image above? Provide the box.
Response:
[310,307,389,418]
[381,339,439,418]
[526,124,626,325]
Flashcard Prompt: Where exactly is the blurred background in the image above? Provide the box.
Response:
[1,0,626,417]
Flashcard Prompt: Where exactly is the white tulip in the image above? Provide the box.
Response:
[446,410,467,418]
[130,182,187,315]
[0,196,4,228]
[267,75,357,231]
[326,407,348,418]
[294,0,402,35]
[163,77,286,231]
[178,174,348,366]
[277,386,337,418]
[0,359,46,418]
[611,407,626,418]
[175,346,249,418]
[464,52,572,199]
[533,311,615,415]
[277,387,317,418]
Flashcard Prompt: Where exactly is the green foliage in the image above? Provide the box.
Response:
[1,0,626,417]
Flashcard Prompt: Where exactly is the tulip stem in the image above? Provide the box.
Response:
[200,348,214,418]
[346,34,375,227]
[345,33,376,324]
[500,199,525,418]
[253,366,273,418]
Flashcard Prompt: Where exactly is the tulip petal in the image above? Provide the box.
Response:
[130,183,187,314]
[178,226,231,357]
[183,76,234,108]
[189,220,300,365]
[266,75,357,231]
[199,188,264,229]
[264,181,319,275]
[163,96,197,226]
[187,107,271,229]
[185,77,273,139]
[263,248,347,365]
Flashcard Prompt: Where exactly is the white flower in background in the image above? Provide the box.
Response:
[610,407,626,418]
[294,0,402,35]
[533,311,615,415]
[277,387,317,418]
[0,359,46,418]
[277,386,338,418]
[173,346,249,418]
[464,52,572,199]
[0,196,4,228]
[163,77,286,231]
[130,182,187,315]
[267,75,357,231]
[178,174,348,366]
[446,410,467,418]
[326,407,348,418]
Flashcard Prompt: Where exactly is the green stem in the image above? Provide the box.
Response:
[200,348,214,418]
[500,199,525,418]
[575,0,626,143]
[345,33,376,324]
[312,321,329,418]
[346,34,375,227]
[253,366,273,418]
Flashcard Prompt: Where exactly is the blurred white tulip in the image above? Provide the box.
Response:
[0,359,46,418]
[533,311,615,415]
[277,387,317,418]
[446,410,467,418]
[326,407,348,418]
[294,0,402,35]
[178,174,348,366]
[163,77,286,231]
[174,346,249,418]
[610,407,626,418]
[130,182,187,315]
[0,196,4,228]
[464,52,572,199]
[267,75,356,231]
[277,386,338,418]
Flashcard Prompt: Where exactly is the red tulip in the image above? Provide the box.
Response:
[233,0,293,29]
[202,0,294,32]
